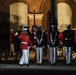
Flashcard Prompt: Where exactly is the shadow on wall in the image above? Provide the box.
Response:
[10,15,21,35]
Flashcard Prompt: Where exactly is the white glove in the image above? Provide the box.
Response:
[34,45,36,48]
[14,32,18,36]
[47,45,50,48]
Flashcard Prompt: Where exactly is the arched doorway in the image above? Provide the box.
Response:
[10,3,28,34]
[57,3,72,32]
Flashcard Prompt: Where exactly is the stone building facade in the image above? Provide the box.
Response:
[0,0,76,32]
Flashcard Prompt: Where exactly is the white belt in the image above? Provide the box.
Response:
[21,42,28,44]
[34,37,36,39]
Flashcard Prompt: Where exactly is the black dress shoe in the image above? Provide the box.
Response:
[37,63,40,65]
[26,64,29,67]
[19,64,23,66]
[66,63,71,65]
[39,63,42,65]
[37,63,42,65]
[51,62,55,65]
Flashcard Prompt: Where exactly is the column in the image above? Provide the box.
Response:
[28,14,44,31]
[50,0,57,26]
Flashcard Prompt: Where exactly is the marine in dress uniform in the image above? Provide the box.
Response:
[31,25,38,63]
[62,24,74,64]
[49,25,60,64]
[35,26,44,64]
[18,26,33,67]
[22,25,31,59]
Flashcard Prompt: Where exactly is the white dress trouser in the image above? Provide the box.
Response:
[36,47,43,64]
[64,46,72,64]
[49,47,57,64]
[19,49,29,65]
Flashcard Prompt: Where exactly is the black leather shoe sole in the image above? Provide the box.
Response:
[26,64,29,67]
[19,64,23,66]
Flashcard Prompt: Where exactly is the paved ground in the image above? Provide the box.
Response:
[0,51,76,75]
[0,61,76,70]
[0,60,76,75]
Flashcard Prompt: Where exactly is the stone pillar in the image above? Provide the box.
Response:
[28,14,44,31]
[50,0,57,26]
[18,3,28,26]
[10,3,28,32]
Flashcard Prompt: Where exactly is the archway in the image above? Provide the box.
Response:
[10,3,28,34]
[57,3,72,32]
